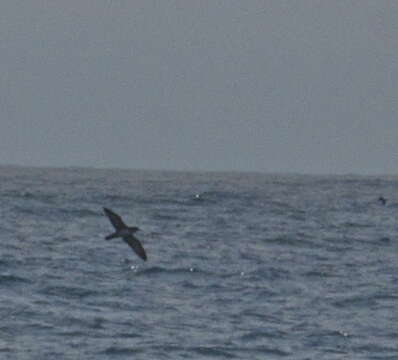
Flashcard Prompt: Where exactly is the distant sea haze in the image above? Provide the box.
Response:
[1,165,397,359]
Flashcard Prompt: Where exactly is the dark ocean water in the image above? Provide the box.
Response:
[1,165,398,359]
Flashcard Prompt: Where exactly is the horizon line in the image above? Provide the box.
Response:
[0,162,396,178]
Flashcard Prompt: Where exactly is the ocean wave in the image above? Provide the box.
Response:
[102,346,143,355]
[136,266,210,277]
[39,285,101,300]
[0,274,31,285]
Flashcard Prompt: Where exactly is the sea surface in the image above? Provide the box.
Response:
[1,165,398,359]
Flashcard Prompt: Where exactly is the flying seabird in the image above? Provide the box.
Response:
[103,207,147,261]
[378,196,387,206]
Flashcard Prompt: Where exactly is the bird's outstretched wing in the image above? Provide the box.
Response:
[103,208,127,231]
[123,234,147,261]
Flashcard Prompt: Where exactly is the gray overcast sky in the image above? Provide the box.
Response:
[1,1,397,174]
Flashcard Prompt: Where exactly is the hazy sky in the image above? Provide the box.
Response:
[1,1,397,174]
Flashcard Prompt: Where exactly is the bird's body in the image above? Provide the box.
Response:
[378,196,387,206]
[103,207,147,261]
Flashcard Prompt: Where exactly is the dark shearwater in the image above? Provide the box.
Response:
[103,207,147,261]
[378,196,387,206]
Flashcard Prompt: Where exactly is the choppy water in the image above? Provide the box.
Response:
[1,165,398,359]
